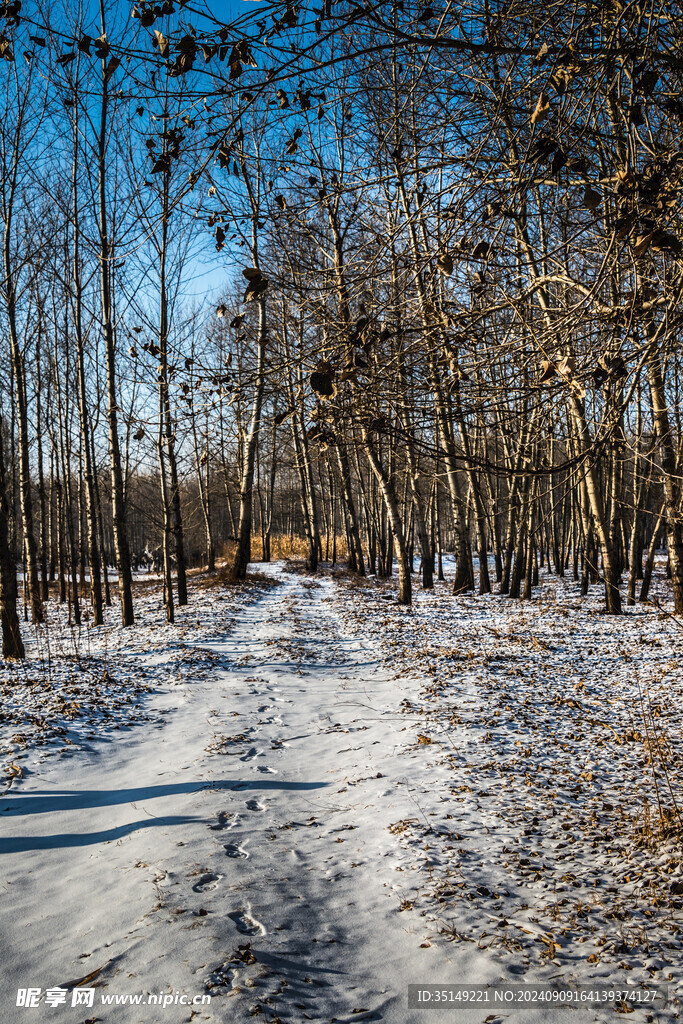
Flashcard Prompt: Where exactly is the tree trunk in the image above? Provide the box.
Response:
[98,0,133,626]
[646,349,683,612]
[362,427,412,604]
[0,422,24,658]
[231,292,267,580]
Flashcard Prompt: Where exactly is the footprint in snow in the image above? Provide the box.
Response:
[257,766,277,774]
[245,799,265,812]
[228,909,264,935]
[240,747,260,762]
[208,811,231,831]
[192,872,223,893]
[224,843,248,859]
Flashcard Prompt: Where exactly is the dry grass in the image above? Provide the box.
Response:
[320,533,349,559]
[250,535,308,560]
[219,540,237,563]
[249,533,349,561]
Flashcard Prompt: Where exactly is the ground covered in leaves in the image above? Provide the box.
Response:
[331,561,683,1020]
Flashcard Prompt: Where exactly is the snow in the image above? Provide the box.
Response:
[0,563,681,1022]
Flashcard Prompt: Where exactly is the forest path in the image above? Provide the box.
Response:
[0,568,487,1024]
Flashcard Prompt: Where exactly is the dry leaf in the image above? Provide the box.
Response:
[531,92,550,124]
[538,360,556,383]
[583,185,601,210]
[632,233,653,258]
[437,252,453,275]
[154,30,169,58]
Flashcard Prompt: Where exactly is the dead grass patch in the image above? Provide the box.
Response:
[249,533,349,561]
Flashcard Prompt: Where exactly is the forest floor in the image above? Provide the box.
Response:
[0,562,682,1023]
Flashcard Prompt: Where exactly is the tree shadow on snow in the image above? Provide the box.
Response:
[0,815,202,852]
[0,779,329,818]
[0,778,329,852]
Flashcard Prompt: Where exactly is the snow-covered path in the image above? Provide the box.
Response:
[1,570,484,1023]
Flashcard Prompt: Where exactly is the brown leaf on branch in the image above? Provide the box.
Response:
[437,252,453,275]
[274,407,295,426]
[538,360,556,383]
[154,30,169,58]
[531,92,550,124]
[242,267,268,301]
[583,185,601,210]
[104,56,120,81]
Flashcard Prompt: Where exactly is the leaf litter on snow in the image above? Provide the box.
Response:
[332,561,683,1019]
